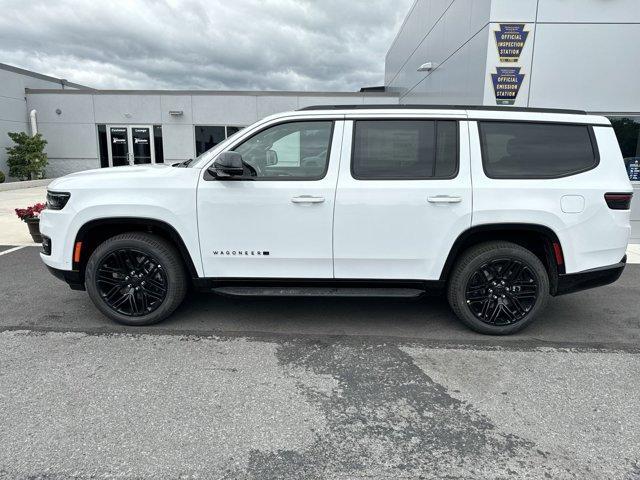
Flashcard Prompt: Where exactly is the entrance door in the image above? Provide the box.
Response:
[106,127,130,167]
[130,126,154,164]
[107,125,155,167]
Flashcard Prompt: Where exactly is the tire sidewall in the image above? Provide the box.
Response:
[85,235,185,326]
[450,245,549,335]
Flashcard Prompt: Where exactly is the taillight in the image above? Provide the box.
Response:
[604,192,633,210]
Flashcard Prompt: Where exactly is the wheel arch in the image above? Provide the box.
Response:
[439,223,565,293]
[73,217,200,282]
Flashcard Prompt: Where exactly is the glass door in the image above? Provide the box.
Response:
[106,127,130,167]
[131,126,155,164]
[106,125,156,167]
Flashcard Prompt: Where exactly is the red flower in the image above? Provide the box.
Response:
[15,202,46,221]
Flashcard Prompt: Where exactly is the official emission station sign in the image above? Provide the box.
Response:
[491,67,525,105]
[491,24,529,105]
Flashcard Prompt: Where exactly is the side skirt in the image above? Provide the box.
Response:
[192,278,445,298]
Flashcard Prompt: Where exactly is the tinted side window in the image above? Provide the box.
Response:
[479,122,598,179]
[233,121,333,180]
[352,120,458,180]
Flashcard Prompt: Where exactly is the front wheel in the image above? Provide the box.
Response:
[447,241,550,335]
[85,232,187,326]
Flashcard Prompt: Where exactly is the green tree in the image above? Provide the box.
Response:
[5,132,48,180]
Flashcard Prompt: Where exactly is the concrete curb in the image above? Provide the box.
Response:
[0,179,53,192]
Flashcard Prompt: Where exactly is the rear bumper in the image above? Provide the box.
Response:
[554,256,626,296]
[45,265,85,291]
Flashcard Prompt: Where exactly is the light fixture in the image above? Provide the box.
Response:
[169,110,184,116]
[417,62,437,72]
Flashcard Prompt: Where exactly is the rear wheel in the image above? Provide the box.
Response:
[85,232,187,326]
[447,241,549,335]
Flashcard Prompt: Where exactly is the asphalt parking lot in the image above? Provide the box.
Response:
[1,246,639,479]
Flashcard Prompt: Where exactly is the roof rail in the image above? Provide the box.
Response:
[297,104,588,115]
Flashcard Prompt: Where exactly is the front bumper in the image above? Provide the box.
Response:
[554,256,626,296]
[45,265,85,291]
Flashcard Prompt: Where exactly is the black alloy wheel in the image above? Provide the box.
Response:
[96,248,168,317]
[464,258,538,326]
[447,241,550,335]
[85,232,187,326]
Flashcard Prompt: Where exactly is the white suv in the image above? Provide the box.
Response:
[39,106,633,334]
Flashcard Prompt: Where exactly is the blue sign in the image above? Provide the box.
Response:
[627,158,640,182]
[491,67,525,105]
[494,24,529,63]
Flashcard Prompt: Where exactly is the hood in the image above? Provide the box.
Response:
[47,164,194,191]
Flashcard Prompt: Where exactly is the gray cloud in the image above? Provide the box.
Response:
[0,0,412,91]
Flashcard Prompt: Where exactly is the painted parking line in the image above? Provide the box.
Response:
[0,246,26,257]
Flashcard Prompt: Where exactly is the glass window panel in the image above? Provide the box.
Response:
[352,120,458,179]
[232,121,332,179]
[195,126,226,156]
[479,122,597,178]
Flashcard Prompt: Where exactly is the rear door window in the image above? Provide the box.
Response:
[352,120,458,180]
[478,122,599,179]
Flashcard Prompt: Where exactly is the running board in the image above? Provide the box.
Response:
[212,286,425,298]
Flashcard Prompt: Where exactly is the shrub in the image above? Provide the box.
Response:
[0,170,4,183]
[5,132,48,180]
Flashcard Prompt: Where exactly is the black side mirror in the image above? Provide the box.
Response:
[211,151,244,177]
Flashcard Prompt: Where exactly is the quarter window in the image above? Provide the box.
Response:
[352,120,458,179]
[232,121,333,179]
[479,122,598,179]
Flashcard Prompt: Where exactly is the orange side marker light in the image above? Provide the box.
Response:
[73,242,83,263]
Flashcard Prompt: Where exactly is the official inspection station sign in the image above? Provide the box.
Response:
[494,24,529,63]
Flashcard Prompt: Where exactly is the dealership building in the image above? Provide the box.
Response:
[0,0,638,238]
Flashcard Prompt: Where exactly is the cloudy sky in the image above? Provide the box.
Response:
[0,0,413,91]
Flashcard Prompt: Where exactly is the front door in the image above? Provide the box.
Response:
[197,119,344,278]
[333,117,472,280]
[107,125,155,167]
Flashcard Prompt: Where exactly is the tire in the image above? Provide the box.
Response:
[85,232,187,326]
[447,241,550,335]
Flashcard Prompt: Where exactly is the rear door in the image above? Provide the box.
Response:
[333,114,472,280]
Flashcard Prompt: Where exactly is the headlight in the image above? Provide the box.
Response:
[46,191,71,210]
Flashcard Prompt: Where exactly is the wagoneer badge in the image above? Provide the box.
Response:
[213,250,270,256]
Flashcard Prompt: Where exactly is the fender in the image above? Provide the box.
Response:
[439,223,565,291]
[73,217,201,279]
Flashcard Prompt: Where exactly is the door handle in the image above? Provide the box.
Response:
[291,195,325,204]
[428,195,462,204]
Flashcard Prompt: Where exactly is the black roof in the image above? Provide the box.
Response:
[297,104,587,115]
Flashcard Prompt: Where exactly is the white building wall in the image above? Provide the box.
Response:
[388,0,640,112]
[0,65,71,180]
[385,0,493,104]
